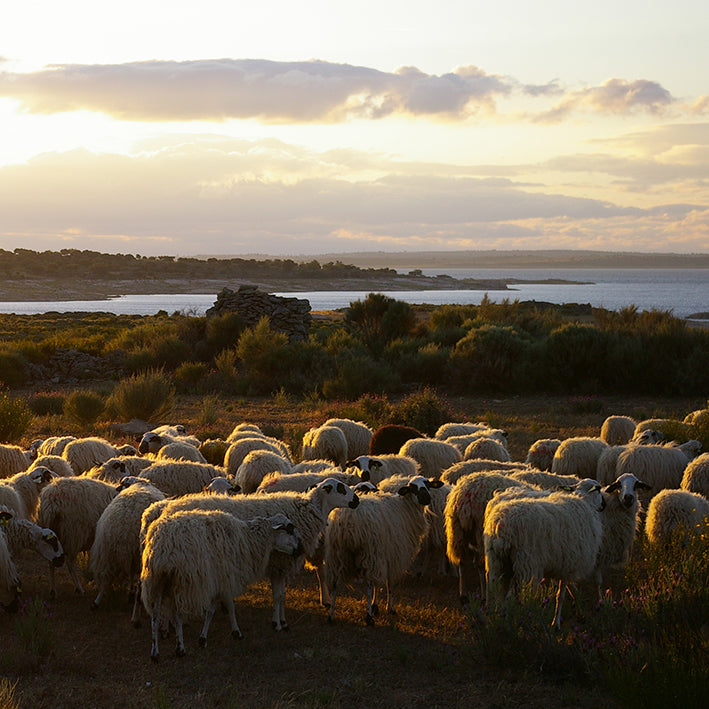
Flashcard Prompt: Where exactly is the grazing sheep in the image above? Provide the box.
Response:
[138,431,201,457]
[85,458,129,484]
[140,478,360,631]
[435,422,488,440]
[525,439,562,472]
[0,444,32,478]
[551,437,609,479]
[198,439,230,466]
[324,418,373,458]
[301,425,348,467]
[0,466,56,521]
[234,450,293,494]
[325,476,443,625]
[37,476,118,596]
[90,479,166,611]
[645,489,709,546]
[37,436,76,457]
[224,437,288,477]
[155,441,208,464]
[151,424,189,437]
[399,438,462,479]
[633,418,692,443]
[115,444,138,457]
[0,514,20,612]
[140,461,226,498]
[631,428,664,444]
[464,437,511,463]
[346,454,421,485]
[483,481,605,629]
[256,470,360,494]
[141,510,302,660]
[369,424,423,455]
[1,505,65,568]
[440,459,529,486]
[29,455,75,478]
[600,415,637,446]
[680,452,709,498]
[62,437,118,475]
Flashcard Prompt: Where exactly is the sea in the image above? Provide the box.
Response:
[0,268,707,320]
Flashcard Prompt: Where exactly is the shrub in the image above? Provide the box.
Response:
[62,390,105,427]
[0,350,29,388]
[174,361,210,392]
[0,392,33,442]
[205,312,246,353]
[337,393,393,429]
[322,354,399,400]
[345,293,416,355]
[389,388,456,435]
[108,369,175,422]
[28,392,66,416]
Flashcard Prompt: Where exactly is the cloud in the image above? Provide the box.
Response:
[534,78,675,123]
[0,59,512,122]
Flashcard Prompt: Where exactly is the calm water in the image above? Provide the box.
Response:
[1,269,707,319]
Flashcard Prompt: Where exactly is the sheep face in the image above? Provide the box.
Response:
[352,481,378,495]
[203,477,241,495]
[138,432,161,455]
[319,478,359,509]
[605,473,652,510]
[397,475,443,506]
[348,455,381,481]
[38,529,65,566]
[29,466,57,489]
[269,514,304,557]
[566,478,605,511]
[633,429,663,445]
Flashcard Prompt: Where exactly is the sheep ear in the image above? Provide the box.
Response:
[605,481,621,493]
[321,484,333,493]
[230,483,241,494]
[398,485,412,496]
[560,485,574,492]
[0,510,13,525]
[635,480,652,491]
[426,478,444,489]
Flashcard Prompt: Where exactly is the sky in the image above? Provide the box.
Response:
[1,1,708,257]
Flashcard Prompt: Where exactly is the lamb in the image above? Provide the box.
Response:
[0,466,56,520]
[398,438,462,479]
[37,476,118,596]
[224,437,289,476]
[323,418,373,458]
[346,454,421,485]
[90,479,166,611]
[154,441,208,464]
[645,489,709,546]
[28,455,75,478]
[0,444,32,478]
[139,461,226,498]
[680,452,709,498]
[551,437,609,478]
[234,449,293,494]
[62,437,118,475]
[525,439,562,472]
[141,510,302,660]
[256,470,360,494]
[369,424,423,454]
[464,437,511,463]
[440,459,529,486]
[324,475,443,625]
[301,425,348,467]
[600,415,637,446]
[483,481,605,629]
[139,477,360,631]
[0,505,65,568]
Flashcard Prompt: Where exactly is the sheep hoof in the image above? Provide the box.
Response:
[281,623,289,632]
[91,602,98,611]
[365,614,375,626]
[151,653,159,663]
[271,621,279,630]
[371,603,379,617]
[459,594,470,607]
[231,630,243,640]
[175,646,186,658]
[198,636,207,647]
[327,616,335,625]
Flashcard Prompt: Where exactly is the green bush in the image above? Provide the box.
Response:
[322,354,398,399]
[174,361,210,392]
[205,312,246,353]
[0,350,29,388]
[236,317,291,393]
[345,293,416,355]
[389,387,456,435]
[62,390,106,427]
[28,392,66,416]
[108,369,176,422]
[0,392,33,441]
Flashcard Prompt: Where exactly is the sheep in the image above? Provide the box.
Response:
[154,441,208,464]
[290,459,340,474]
[234,449,293,494]
[38,436,76,457]
[150,424,189,437]
[369,424,423,455]
[90,479,166,611]
[226,422,264,442]
[256,470,360,494]
[141,510,302,660]
[1,505,65,568]
[62,437,118,475]
[203,476,241,495]
[645,489,709,546]
[680,452,709,498]
[224,437,288,477]
[139,461,226,498]
[198,439,230,466]
[631,428,664,444]
[508,470,582,489]
[634,418,692,442]
[551,437,609,479]
[435,422,488,440]
[464,437,511,463]
[600,415,637,446]
[324,475,443,625]
[85,458,130,484]
[29,455,75,478]
[0,514,20,612]
[37,476,118,596]
[525,439,562,472]
[0,444,32,478]
[483,481,605,629]
[440,459,530,486]
[398,438,462,479]
[137,431,201,457]
[346,454,421,485]
[0,466,56,521]
[596,445,627,486]
[140,477,360,631]
[301,425,348,467]
[684,408,709,426]
[115,444,138,457]
[324,418,373,458]
[616,440,702,509]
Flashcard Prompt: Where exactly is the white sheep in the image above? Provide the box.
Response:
[154,441,208,464]
[508,470,582,489]
[551,437,609,479]
[85,458,130,484]
[484,481,605,629]
[346,454,421,485]
[525,439,562,472]
[37,476,118,596]
[29,455,75,478]
[89,479,166,612]
[645,489,709,546]
[324,475,443,625]
[0,444,32,478]
[226,422,263,442]
[137,431,202,457]
[256,470,360,494]
[38,436,76,457]
[398,438,462,479]
[324,418,373,458]
[224,437,289,476]
[203,476,241,495]
[141,510,302,660]
[595,445,627,486]
[633,418,692,441]
[464,437,511,463]
[680,452,709,498]
[600,415,637,446]
[139,461,226,498]
[0,513,20,612]
[139,477,360,631]
[301,425,348,467]
[440,459,529,486]
[0,466,56,521]
[234,449,293,494]
[435,422,488,440]
[62,437,118,475]
[1,505,65,568]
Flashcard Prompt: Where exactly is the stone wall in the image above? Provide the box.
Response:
[206,285,311,341]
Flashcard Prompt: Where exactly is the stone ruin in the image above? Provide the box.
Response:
[206,285,312,341]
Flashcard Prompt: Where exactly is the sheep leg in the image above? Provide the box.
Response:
[174,612,185,657]
[315,562,331,607]
[199,604,216,647]
[226,598,242,639]
[458,554,480,607]
[130,580,143,628]
[91,587,103,610]
[365,583,376,625]
[552,580,566,630]
[65,556,85,595]
[327,582,337,623]
[385,581,396,616]
[271,576,289,631]
[150,595,162,662]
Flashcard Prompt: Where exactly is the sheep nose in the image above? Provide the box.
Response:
[53,553,65,567]
[622,495,634,508]
[348,494,360,509]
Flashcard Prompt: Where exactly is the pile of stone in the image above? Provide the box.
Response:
[206,285,311,341]
[27,348,127,385]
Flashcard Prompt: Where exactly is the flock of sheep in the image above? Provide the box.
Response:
[1,408,708,660]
